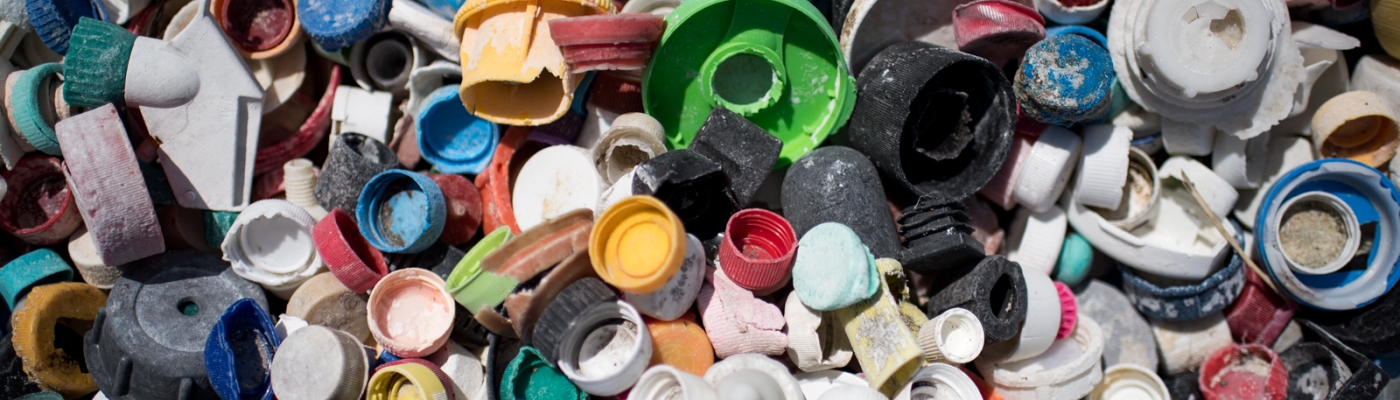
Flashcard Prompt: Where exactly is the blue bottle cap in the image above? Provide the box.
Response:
[0,248,72,311]
[24,0,107,55]
[297,0,392,51]
[417,86,499,174]
[356,170,447,254]
[1014,34,1116,126]
[205,298,280,400]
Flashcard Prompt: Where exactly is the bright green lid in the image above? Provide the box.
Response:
[642,0,856,167]
[446,226,517,312]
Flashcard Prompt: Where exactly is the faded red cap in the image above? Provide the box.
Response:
[952,0,1045,67]
[1055,281,1077,340]
[430,174,483,246]
[718,209,798,293]
[1198,344,1287,400]
[1223,272,1295,346]
[314,208,389,293]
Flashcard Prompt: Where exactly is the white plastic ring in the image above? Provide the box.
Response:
[893,363,982,400]
[558,300,653,396]
[975,316,1106,400]
[1272,191,1360,275]
[917,308,985,365]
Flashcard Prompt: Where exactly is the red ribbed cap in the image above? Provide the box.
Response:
[1054,281,1077,340]
[314,208,388,292]
[0,155,82,246]
[589,72,645,114]
[1199,344,1287,400]
[718,209,797,292]
[1223,272,1295,346]
[430,174,483,246]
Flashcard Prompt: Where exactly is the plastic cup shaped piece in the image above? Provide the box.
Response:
[218,0,299,57]
[719,209,798,293]
[1273,191,1361,275]
[417,86,499,174]
[315,208,390,292]
[0,155,80,245]
[367,269,454,358]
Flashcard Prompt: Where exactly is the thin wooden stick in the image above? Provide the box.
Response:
[1179,173,1284,296]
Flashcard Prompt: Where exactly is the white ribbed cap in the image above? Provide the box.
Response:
[1074,124,1131,210]
[917,308,984,365]
[1015,126,1081,213]
[1004,206,1067,276]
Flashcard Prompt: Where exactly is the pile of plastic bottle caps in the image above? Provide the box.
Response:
[4,0,1400,398]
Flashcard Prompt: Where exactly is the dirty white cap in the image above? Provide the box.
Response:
[575,103,621,151]
[271,325,372,400]
[975,316,1105,400]
[1089,364,1170,400]
[917,308,984,365]
[287,272,371,343]
[1004,206,1067,276]
[1034,0,1108,25]
[283,159,329,221]
[1159,156,1238,220]
[513,145,605,231]
[223,199,323,298]
[66,227,121,290]
[1093,148,1159,231]
[796,370,868,400]
[784,293,854,372]
[558,300,653,396]
[626,234,707,321]
[705,354,805,400]
[426,341,486,400]
[1272,191,1361,275]
[892,363,982,400]
[1150,312,1233,375]
[249,45,306,114]
[1234,135,1316,230]
[633,365,719,400]
[1211,133,1268,189]
[592,112,667,185]
[1015,125,1081,213]
[1073,124,1131,210]
[980,265,1062,364]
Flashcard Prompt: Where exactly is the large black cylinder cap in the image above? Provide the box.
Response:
[897,202,985,275]
[1281,320,1390,399]
[781,146,901,259]
[688,106,782,207]
[85,250,268,400]
[314,133,401,214]
[848,41,1015,205]
[631,150,740,239]
[924,256,1027,345]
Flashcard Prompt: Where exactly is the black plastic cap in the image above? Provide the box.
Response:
[689,106,782,207]
[530,277,617,364]
[899,203,984,275]
[848,41,1015,205]
[924,255,1026,344]
[1285,320,1391,399]
[781,146,902,259]
[631,150,740,240]
[314,133,401,214]
[1296,274,1400,356]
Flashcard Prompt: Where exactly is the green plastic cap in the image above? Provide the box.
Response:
[62,17,135,109]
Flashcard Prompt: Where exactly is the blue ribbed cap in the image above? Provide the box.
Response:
[357,170,447,254]
[298,0,392,51]
[205,298,280,400]
[417,86,499,175]
[0,248,72,311]
[1013,34,1116,126]
[24,0,107,55]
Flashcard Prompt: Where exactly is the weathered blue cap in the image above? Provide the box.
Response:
[1014,34,1115,126]
[24,0,107,55]
[418,86,499,175]
[204,299,279,400]
[298,0,392,51]
[356,169,447,254]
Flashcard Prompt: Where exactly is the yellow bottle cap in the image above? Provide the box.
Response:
[590,195,684,294]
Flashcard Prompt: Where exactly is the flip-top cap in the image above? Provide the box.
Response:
[925,256,1028,345]
[1198,344,1287,400]
[223,199,323,298]
[0,155,82,246]
[719,208,799,294]
[367,269,454,357]
[1015,34,1115,125]
[356,169,447,254]
[417,86,499,174]
[87,251,268,400]
[591,196,686,294]
[688,106,783,206]
[0,249,73,311]
[849,41,1015,204]
[631,150,740,239]
[315,208,390,292]
[791,222,876,310]
[288,272,372,343]
[26,0,107,54]
[11,282,104,398]
[297,0,390,51]
[781,147,901,259]
[271,325,372,400]
[315,133,401,214]
[204,298,279,400]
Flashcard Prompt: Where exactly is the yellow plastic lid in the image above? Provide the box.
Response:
[590,195,684,294]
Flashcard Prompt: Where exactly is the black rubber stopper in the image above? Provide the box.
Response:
[314,133,401,214]
[781,146,901,259]
[529,277,617,364]
[631,150,740,240]
[689,106,782,207]
[1296,274,1400,356]
[848,41,1015,205]
[85,251,268,400]
[924,255,1026,344]
[386,240,465,281]
[899,202,984,275]
[1285,320,1391,399]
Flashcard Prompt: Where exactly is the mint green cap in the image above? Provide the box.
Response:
[1054,232,1093,287]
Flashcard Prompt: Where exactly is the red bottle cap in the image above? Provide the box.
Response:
[475,126,531,235]
[0,155,81,246]
[952,0,1045,67]
[1055,281,1077,340]
[1223,272,1295,346]
[314,208,389,292]
[589,72,645,114]
[219,0,296,53]
[718,209,798,293]
[430,174,483,246]
[1198,344,1287,400]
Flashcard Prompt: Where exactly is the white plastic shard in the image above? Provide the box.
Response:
[407,61,463,116]
[388,0,461,63]
[1109,0,1304,140]
[135,0,263,211]
[1210,132,1268,189]
[331,85,395,143]
[1288,23,1357,119]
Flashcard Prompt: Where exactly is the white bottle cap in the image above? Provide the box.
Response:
[1015,125,1081,213]
[513,145,606,231]
[917,308,984,365]
[892,363,981,400]
[1074,124,1131,210]
[979,264,1061,363]
[1089,364,1170,400]
[222,199,323,298]
[1151,313,1233,375]
[975,316,1106,400]
[1004,206,1067,276]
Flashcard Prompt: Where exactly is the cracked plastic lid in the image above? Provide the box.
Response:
[223,199,323,297]
[417,86,499,175]
[591,196,686,294]
[642,0,854,167]
[10,282,104,398]
[356,169,447,254]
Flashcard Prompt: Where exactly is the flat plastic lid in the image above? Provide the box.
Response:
[239,209,316,275]
[367,269,454,357]
[590,195,684,294]
[271,325,370,400]
[418,86,499,174]
[512,145,604,231]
